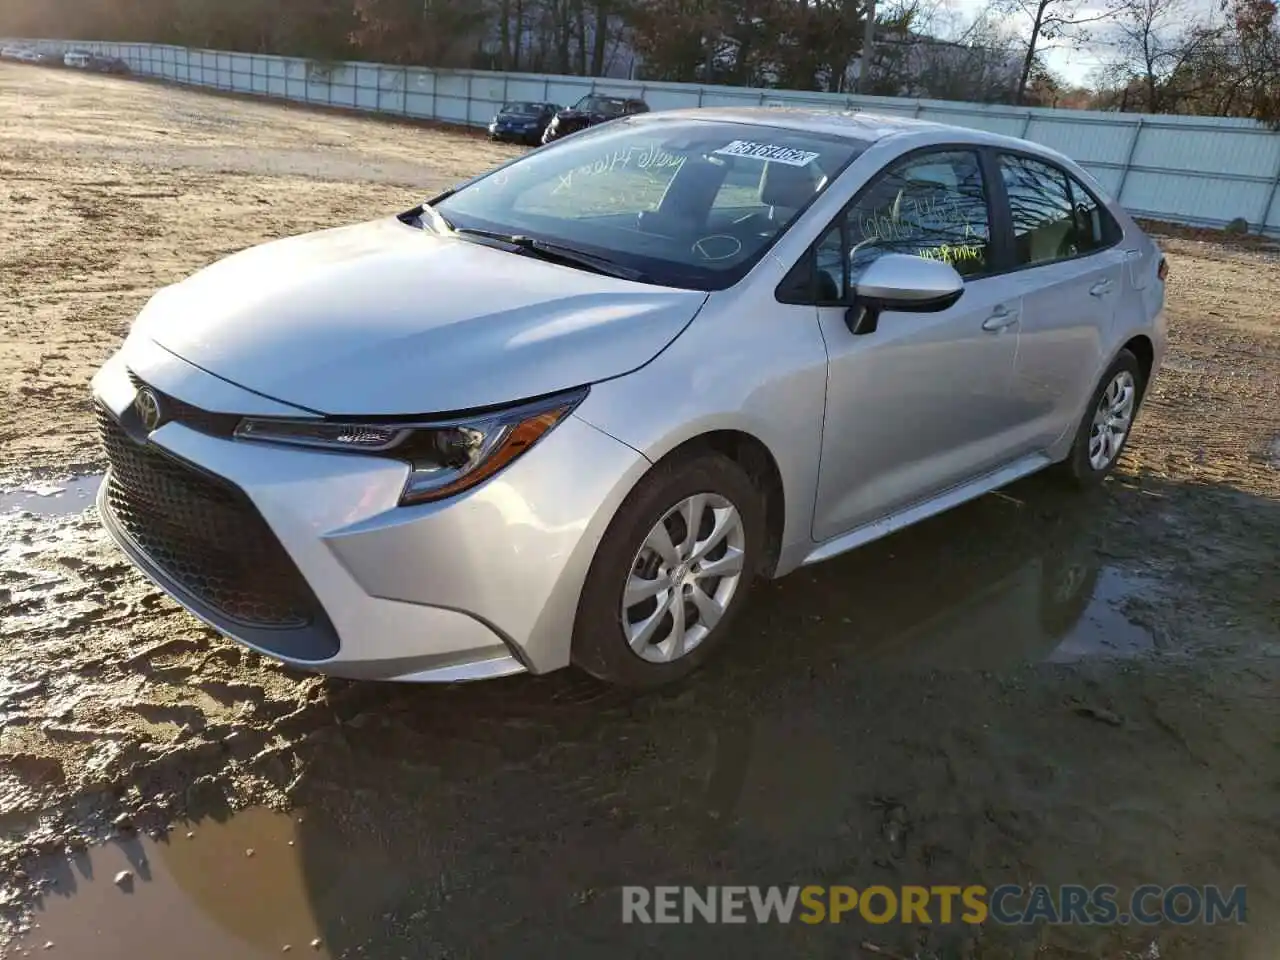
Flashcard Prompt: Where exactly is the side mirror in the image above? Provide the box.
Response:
[845,254,965,336]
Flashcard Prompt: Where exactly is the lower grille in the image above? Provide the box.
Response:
[96,405,319,629]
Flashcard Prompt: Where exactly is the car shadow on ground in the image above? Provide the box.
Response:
[17,470,1280,960]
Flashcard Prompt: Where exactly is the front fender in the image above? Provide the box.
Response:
[572,288,829,578]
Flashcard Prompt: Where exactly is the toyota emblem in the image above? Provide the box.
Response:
[134,387,164,432]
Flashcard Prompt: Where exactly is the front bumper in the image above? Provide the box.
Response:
[91,343,650,681]
[490,126,539,142]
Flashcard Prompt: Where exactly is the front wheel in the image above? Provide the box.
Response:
[1057,349,1144,487]
[571,452,765,688]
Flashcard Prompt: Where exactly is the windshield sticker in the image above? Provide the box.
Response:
[713,140,820,166]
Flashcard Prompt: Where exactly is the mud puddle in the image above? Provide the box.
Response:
[1043,568,1158,661]
[9,809,332,959]
[0,476,103,517]
[769,487,1173,671]
[844,559,1159,670]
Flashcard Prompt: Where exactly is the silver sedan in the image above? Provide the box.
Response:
[91,108,1167,686]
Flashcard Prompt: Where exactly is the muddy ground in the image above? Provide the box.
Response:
[1,63,1278,959]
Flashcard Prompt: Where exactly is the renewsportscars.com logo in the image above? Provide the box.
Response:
[621,885,1248,926]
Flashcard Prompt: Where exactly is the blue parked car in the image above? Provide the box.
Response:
[487,101,560,145]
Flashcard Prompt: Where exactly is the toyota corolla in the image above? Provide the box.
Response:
[92,108,1166,687]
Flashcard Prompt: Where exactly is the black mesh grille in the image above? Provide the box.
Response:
[97,405,319,629]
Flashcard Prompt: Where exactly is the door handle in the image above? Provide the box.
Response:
[981,306,1020,332]
[1090,279,1114,297]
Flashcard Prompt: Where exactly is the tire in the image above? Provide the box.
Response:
[1057,349,1145,488]
[571,452,765,688]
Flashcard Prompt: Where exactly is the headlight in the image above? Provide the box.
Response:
[234,388,586,505]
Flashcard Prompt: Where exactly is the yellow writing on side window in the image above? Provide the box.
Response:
[917,244,982,265]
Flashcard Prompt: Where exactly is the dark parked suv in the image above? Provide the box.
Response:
[90,54,131,74]
[541,94,650,145]
[487,101,559,145]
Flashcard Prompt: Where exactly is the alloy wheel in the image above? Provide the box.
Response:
[621,493,746,664]
[1088,370,1137,471]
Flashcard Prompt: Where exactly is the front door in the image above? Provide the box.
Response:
[810,148,1024,542]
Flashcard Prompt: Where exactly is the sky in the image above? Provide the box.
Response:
[941,0,1220,87]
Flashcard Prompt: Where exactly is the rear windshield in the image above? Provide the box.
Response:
[434,117,870,290]
[501,102,546,114]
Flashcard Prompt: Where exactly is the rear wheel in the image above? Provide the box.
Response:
[1058,349,1144,487]
[571,453,765,687]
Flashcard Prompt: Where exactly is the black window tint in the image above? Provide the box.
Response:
[813,223,845,302]
[999,154,1084,266]
[1065,173,1119,253]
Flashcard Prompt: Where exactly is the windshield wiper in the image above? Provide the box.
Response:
[419,202,455,234]
[453,228,647,282]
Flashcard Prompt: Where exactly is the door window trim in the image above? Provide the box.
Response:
[776,143,1128,305]
[985,147,1124,277]
[775,142,1003,306]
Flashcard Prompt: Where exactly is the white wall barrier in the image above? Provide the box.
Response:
[7,39,1280,235]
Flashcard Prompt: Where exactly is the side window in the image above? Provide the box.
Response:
[999,154,1086,266]
[1065,173,1121,253]
[812,149,991,301]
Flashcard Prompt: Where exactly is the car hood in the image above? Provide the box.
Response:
[134,217,707,416]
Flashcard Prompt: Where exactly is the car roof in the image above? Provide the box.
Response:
[643,106,1066,159]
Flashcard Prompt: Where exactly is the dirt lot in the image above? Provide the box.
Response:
[1,64,1278,960]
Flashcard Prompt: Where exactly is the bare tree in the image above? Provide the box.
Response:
[1102,0,1224,111]
[867,0,1031,102]
[998,0,1114,102]
[1086,0,1279,124]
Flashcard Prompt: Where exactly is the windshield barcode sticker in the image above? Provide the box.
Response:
[713,140,820,166]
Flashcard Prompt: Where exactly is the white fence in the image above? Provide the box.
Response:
[9,39,1280,235]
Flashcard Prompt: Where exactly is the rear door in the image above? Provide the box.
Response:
[992,152,1127,453]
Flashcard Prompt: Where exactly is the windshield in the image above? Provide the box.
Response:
[501,102,545,115]
[433,117,870,290]
[575,95,627,115]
